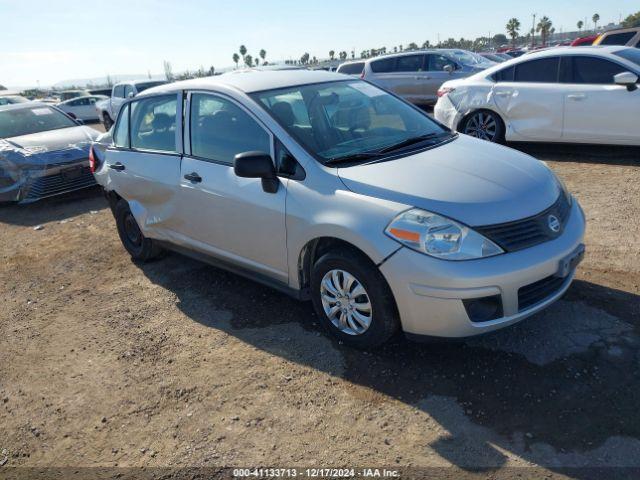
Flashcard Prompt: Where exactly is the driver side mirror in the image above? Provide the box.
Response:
[127,91,135,98]
[443,64,455,74]
[234,151,279,193]
[614,71,638,91]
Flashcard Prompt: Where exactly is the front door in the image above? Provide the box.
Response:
[177,92,288,282]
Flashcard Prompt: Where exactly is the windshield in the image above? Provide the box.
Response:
[448,50,495,67]
[252,80,451,164]
[0,105,77,138]
[614,48,640,69]
[135,81,166,93]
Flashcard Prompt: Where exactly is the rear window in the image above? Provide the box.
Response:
[614,48,640,68]
[0,106,77,138]
[338,62,364,75]
[370,57,395,73]
[514,57,560,82]
[395,55,425,72]
[568,56,626,84]
[599,31,636,46]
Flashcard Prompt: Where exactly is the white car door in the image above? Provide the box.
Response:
[561,55,640,144]
[491,56,564,141]
[177,92,288,282]
[104,94,183,238]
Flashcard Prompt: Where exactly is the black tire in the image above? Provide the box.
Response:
[102,113,113,131]
[310,249,399,349]
[461,109,505,143]
[114,200,164,262]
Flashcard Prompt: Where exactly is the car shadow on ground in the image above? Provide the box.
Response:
[508,143,640,167]
[138,252,640,477]
[0,187,107,227]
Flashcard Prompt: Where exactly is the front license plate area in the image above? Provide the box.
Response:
[556,244,585,278]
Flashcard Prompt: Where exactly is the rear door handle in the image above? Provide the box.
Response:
[567,94,586,101]
[109,162,125,171]
[184,172,202,183]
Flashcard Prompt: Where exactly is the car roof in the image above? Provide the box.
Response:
[140,70,346,96]
[0,101,48,112]
[113,79,166,87]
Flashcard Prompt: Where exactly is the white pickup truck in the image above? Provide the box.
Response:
[95,80,166,130]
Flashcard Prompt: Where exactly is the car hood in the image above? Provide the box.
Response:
[6,126,97,152]
[337,135,560,226]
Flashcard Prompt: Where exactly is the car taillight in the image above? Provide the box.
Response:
[89,145,97,173]
[437,87,455,97]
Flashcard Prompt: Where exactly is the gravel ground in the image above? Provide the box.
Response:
[0,128,639,479]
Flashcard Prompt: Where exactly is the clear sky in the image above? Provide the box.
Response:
[1,0,637,88]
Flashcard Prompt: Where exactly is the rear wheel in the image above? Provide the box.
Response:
[310,249,399,349]
[462,110,504,143]
[114,200,164,262]
[102,113,114,131]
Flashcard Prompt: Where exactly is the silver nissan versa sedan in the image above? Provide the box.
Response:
[93,70,585,348]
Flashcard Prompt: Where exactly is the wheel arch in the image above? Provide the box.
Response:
[457,107,506,134]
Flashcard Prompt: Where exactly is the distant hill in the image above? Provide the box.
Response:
[53,74,165,89]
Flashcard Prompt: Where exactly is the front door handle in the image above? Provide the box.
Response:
[109,162,125,171]
[184,172,202,183]
[567,94,586,101]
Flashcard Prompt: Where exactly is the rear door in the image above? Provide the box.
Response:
[491,56,564,140]
[425,53,465,103]
[561,55,640,144]
[368,55,427,104]
[177,91,288,281]
[104,93,183,238]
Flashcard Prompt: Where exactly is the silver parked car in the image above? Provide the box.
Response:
[361,49,495,105]
[94,70,585,348]
[0,103,99,202]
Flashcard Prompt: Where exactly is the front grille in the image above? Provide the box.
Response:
[476,194,571,252]
[518,275,567,311]
[25,166,96,200]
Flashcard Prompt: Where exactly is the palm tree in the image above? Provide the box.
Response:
[239,45,247,63]
[244,54,253,67]
[592,13,600,32]
[506,18,521,47]
[536,16,553,46]
[577,20,584,33]
[254,58,259,66]
[232,53,240,69]
[259,49,266,64]
[329,50,335,60]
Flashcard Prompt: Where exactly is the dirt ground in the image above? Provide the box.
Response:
[1,129,639,479]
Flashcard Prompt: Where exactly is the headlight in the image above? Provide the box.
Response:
[554,175,572,206]
[385,209,504,260]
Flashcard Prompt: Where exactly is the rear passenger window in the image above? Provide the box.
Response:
[394,55,424,72]
[130,95,177,152]
[113,104,129,148]
[370,57,395,73]
[514,57,559,83]
[338,62,364,75]
[113,86,125,98]
[569,57,626,84]
[599,32,636,45]
[428,54,457,71]
[493,65,515,82]
[190,94,270,164]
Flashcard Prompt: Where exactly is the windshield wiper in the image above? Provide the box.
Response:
[324,151,384,165]
[375,132,444,154]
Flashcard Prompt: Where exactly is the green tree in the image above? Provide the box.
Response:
[536,16,553,46]
[577,20,584,32]
[329,50,335,60]
[339,51,347,60]
[232,53,240,68]
[300,52,310,64]
[254,57,259,66]
[592,13,600,31]
[244,54,253,67]
[259,49,267,63]
[622,11,640,28]
[506,18,521,47]
[239,45,247,63]
[493,33,508,46]
[407,42,418,50]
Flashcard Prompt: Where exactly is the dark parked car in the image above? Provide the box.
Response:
[0,103,99,203]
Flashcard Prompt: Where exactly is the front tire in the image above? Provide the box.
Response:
[310,249,399,349]
[102,113,114,131]
[462,110,505,143]
[114,200,164,262]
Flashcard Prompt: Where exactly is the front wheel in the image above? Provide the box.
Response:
[310,249,399,349]
[114,200,164,262]
[462,110,504,143]
[102,113,113,131]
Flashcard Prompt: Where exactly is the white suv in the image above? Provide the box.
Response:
[94,70,585,348]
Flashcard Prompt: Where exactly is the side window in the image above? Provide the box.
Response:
[190,93,270,164]
[428,54,458,71]
[514,57,560,83]
[130,95,177,152]
[113,85,125,98]
[370,57,395,73]
[493,65,515,82]
[394,55,424,72]
[570,56,626,84]
[599,32,636,46]
[123,85,134,98]
[113,104,130,147]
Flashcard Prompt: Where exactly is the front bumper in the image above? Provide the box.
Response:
[380,200,586,337]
